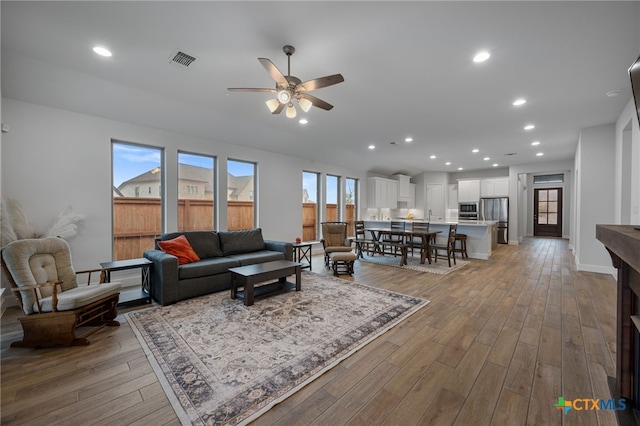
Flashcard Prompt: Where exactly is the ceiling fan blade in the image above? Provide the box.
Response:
[271,102,285,114]
[297,74,344,92]
[227,88,277,93]
[258,58,289,87]
[299,93,334,111]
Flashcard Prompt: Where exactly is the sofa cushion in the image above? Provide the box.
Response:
[218,228,266,256]
[227,250,285,266]
[161,231,223,259]
[178,257,240,280]
[158,235,200,265]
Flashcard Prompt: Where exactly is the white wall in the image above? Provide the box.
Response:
[0,99,366,274]
[615,98,640,225]
[573,124,616,273]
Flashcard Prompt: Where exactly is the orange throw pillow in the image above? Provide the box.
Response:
[158,235,200,265]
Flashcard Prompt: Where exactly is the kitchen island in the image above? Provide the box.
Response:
[363,219,497,260]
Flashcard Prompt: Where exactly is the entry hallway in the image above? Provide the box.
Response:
[1,238,621,425]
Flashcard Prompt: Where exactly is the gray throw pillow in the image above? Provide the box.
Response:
[218,228,266,255]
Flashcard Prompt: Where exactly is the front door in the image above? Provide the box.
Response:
[534,188,562,237]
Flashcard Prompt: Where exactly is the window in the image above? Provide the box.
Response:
[112,141,163,260]
[533,174,564,184]
[345,177,358,236]
[303,171,320,241]
[178,152,215,232]
[227,159,256,230]
[326,174,340,222]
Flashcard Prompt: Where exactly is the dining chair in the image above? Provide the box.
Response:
[431,224,457,267]
[382,221,406,254]
[354,220,374,257]
[409,221,430,256]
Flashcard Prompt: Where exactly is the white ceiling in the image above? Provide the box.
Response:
[2,1,639,176]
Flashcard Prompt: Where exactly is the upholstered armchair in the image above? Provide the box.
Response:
[320,222,353,267]
[1,237,121,347]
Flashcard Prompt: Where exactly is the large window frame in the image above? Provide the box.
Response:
[178,151,216,231]
[325,174,340,222]
[303,171,320,241]
[345,177,358,236]
[227,159,256,230]
[111,140,164,261]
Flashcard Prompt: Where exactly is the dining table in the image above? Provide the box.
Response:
[363,227,441,265]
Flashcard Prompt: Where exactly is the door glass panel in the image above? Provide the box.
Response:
[548,213,557,225]
[539,190,548,201]
[538,214,548,224]
[549,190,558,201]
[538,201,548,213]
[548,202,558,213]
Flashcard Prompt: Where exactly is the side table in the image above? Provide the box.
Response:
[100,258,153,305]
[292,241,319,271]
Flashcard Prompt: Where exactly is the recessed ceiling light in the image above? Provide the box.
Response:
[472,149,479,153]
[299,118,308,124]
[492,163,499,167]
[405,137,413,143]
[473,51,491,63]
[430,155,436,159]
[445,162,451,166]
[531,141,540,146]
[458,167,464,171]
[536,152,544,156]
[606,90,621,97]
[92,46,112,57]
[368,144,375,150]
[512,98,527,106]
[483,157,490,161]
[524,124,535,130]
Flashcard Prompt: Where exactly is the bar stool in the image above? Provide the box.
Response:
[454,234,468,259]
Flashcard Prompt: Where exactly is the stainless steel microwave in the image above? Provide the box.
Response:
[459,203,478,220]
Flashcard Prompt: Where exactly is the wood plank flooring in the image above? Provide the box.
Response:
[1,238,621,425]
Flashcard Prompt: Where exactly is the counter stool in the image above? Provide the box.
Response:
[454,234,468,259]
[330,252,357,276]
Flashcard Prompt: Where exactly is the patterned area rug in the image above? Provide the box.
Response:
[358,252,470,275]
[127,272,429,425]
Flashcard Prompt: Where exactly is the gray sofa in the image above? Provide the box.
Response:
[143,229,293,305]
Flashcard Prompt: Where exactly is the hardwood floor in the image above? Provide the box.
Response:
[1,238,621,425]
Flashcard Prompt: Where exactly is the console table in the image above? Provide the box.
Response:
[100,258,153,305]
[596,224,640,409]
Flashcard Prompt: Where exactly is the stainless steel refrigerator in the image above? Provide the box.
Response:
[480,197,509,244]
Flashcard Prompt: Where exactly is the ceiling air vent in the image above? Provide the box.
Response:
[168,50,197,69]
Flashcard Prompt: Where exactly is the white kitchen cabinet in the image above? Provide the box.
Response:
[458,179,480,202]
[392,174,411,201]
[367,177,398,208]
[481,177,509,197]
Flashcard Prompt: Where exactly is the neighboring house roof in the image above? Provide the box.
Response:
[227,175,253,199]
[117,164,251,199]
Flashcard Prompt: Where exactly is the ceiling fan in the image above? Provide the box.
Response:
[227,45,344,118]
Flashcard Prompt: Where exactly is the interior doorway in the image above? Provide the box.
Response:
[534,187,563,237]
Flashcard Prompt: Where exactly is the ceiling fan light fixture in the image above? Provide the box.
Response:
[277,89,292,104]
[286,103,297,118]
[298,97,313,112]
[266,99,280,113]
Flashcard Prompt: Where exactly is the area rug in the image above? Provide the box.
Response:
[126,271,429,426]
[358,252,470,275]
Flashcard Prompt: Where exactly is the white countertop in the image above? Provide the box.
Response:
[363,219,497,227]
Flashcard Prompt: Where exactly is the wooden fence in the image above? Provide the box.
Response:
[113,198,355,260]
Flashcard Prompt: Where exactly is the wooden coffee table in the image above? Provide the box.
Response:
[229,260,301,306]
